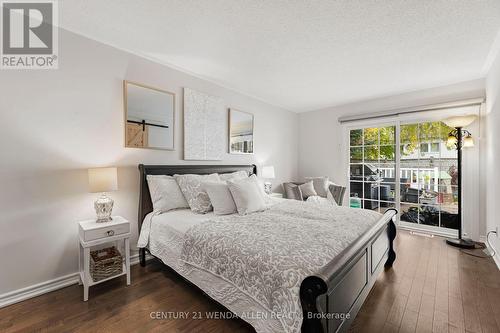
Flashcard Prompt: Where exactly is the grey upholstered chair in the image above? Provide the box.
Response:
[282,182,346,206]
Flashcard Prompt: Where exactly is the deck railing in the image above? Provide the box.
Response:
[379,167,440,191]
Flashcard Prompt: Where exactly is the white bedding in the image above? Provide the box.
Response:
[137,198,381,333]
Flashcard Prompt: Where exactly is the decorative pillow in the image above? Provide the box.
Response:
[203,182,237,215]
[299,181,317,199]
[174,173,220,213]
[328,183,346,206]
[227,175,266,215]
[146,175,189,213]
[219,170,249,182]
[305,176,329,197]
[326,190,339,206]
[283,182,303,201]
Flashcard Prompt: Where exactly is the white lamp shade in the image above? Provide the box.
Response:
[463,136,474,148]
[88,167,118,193]
[261,166,275,179]
[443,115,477,128]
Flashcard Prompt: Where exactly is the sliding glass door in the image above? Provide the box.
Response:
[398,121,458,232]
[348,120,459,235]
[349,125,397,214]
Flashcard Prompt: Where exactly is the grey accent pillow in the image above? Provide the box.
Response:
[219,170,249,182]
[299,181,317,199]
[203,181,237,215]
[283,183,303,201]
[227,175,266,215]
[147,175,189,213]
[174,173,220,213]
[328,183,346,206]
[305,176,329,197]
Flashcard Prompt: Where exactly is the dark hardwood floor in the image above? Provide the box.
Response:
[1,230,499,333]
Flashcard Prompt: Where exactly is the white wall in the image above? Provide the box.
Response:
[0,29,299,295]
[298,79,485,239]
[485,49,500,265]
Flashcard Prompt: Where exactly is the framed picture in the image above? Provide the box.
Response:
[184,87,225,160]
[124,80,175,150]
[229,109,254,154]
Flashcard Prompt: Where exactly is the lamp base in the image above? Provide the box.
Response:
[445,238,475,249]
[95,194,114,223]
[264,182,272,195]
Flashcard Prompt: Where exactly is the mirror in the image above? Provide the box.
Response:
[229,108,254,154]
[124,81,175,150]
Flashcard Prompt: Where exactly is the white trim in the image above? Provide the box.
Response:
[0,253,152,308]
[486,241,500,270]
[398,222,458,239]
[338,98,484,124]
[482,235,500,270]
[493,251,500,271]
[0,272,79,308]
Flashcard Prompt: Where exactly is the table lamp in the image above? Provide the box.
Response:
[88,167,118,223]
[261,166,275,194]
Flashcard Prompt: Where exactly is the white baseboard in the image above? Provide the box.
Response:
[493,252,500,270]
[0,272,80,308]
[484,238,500,270]
[0,253,152,308]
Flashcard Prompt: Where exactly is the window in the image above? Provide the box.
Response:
[349,126,396,213]
[348,121,459,233]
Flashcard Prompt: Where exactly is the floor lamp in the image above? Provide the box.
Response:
[443,115,476,249]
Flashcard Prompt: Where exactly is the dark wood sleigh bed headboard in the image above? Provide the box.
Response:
[138,164,257,229]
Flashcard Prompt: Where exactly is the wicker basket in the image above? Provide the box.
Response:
[90,246,123,282]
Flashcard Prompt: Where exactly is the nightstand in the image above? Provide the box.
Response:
[78,216,131,301]
[268,192,283,198]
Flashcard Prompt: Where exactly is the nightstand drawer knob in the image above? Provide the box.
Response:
[106,230,115,236]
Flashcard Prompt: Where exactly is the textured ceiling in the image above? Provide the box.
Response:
[60,1,500,112]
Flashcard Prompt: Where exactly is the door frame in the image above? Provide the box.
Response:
[343,107,480,238]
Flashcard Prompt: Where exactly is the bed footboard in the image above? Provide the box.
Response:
[300,208,397,333]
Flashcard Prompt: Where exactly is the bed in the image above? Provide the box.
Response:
[137,164,397,333]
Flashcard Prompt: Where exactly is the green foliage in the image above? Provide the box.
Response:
[350,122,454,162]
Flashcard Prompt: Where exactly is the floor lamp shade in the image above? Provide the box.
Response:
[443,115,476,128]
[88,167,117,223]
[88,167,118,193]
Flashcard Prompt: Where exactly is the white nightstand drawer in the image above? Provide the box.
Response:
[82,224,129,242]
[79,216,130,242]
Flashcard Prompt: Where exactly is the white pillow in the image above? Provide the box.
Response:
[174,173,220,213]
[305,176,329,197]
[306,195,338,207]
[227,175,266,215]
[203,182,237,215]
[219,170,249,182]
[299,181,318,199]
[146,175,189,213]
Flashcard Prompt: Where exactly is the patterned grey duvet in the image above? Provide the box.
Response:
[179,200,381,333]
